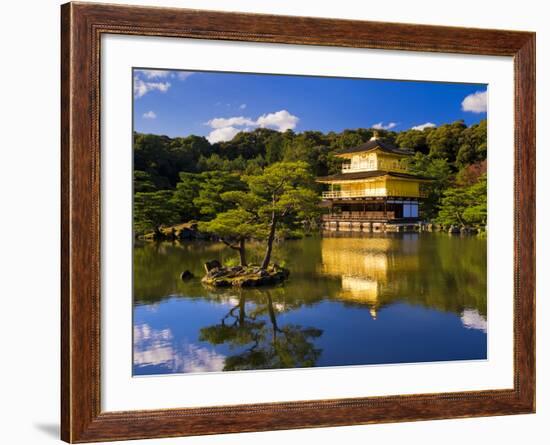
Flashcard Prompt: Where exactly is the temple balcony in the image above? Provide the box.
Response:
[341,162,407,173]
[322,189,428,199]
[322,211,397,221]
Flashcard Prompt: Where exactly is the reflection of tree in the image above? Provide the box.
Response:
[199,290,323,371]
[135,234,487,318]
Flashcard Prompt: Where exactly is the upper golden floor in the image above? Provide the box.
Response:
[340,151,407,173]
[316,137,433,199]
[336,137,413,174]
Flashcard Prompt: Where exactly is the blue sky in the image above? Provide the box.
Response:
[133,69,487,142]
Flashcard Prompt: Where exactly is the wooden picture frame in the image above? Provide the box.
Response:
[61,2,535,442]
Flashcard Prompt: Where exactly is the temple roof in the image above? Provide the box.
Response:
[336,139,413,157]
[316,170,433,183]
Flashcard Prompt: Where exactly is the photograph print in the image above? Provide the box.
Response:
[132,69,488,376]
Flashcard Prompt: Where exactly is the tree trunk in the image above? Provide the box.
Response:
[221,238,248,266]
[154,226,162,240]
[266,293,280,344]
[238,295,246,324]
[238,238,247,266]
[261,214,277,269]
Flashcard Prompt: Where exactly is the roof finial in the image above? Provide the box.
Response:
[370,130,380,141]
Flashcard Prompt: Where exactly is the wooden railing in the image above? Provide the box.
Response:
[341,163,407,173]
[322,189,386,198]
[322,189,428,199]
[341,163,375,172]
[322,211,396,221]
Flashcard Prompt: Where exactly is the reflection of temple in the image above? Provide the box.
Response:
[319,236,419,319]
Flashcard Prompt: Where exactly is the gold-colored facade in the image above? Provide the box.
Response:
[317,140,433,226]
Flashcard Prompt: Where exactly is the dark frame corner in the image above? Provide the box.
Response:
[61,2,535,442]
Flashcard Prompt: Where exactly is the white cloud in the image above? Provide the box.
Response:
[411,122,436,131]
[134,78,171,98]
[136,69,171,79]
[142,111,157,119]
[239,103,247,109]
[207,116,256,129]
[461,90,487,113]
[257,110,299,131]
[207,126,241,143]
[205,109,299,143]
[372,122,397,130]
[135,69,194,82]
[177,71,194,81]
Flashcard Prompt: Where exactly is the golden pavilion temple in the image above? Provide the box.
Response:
[317,135,433,232]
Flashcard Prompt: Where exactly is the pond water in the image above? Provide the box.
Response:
[133,233,487,375]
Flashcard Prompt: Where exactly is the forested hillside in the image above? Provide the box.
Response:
[134,119,487,236]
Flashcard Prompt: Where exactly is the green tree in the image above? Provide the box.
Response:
[282,131,326,166]
[265,133,284,164]
[134,170,157,193]
[198,208,260,266]
[456,160,487,187]
[244,162,320,268]
[170,172,201,221]
[395,128,431,154]
[193,172,246,219]
[426,120,467,164]
[196,162,319,269]
[402,152,452,219]
[134,190,179,237]
[169,135,212,173]
[328,129,368,151]
[437,174,487,228]
[455,119,487,169]
[463,175,487,226]
[217,128,276,160]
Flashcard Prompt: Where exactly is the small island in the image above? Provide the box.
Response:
[195,161,318,287]
[201,261,289,288]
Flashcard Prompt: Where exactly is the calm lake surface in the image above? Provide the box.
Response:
[133,233,487,375]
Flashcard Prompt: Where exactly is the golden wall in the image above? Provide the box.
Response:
[384,178,422,197]
[338,178,421,198]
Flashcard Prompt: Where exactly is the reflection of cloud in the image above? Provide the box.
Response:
[461,309,487,332]
[134,344,174,366]
[177,343,225,373]
[133,323,225,373]
[222,296,241,306]
[134,323,172,342]
[134,324,174,366]
[145,303,160,313]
